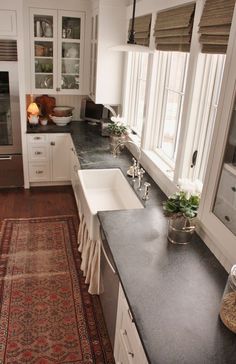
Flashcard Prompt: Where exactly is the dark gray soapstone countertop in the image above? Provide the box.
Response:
[28,121,236,364]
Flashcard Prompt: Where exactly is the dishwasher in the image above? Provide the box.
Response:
[100,228,120,349]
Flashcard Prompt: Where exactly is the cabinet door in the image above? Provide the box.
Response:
[115,331,132,364]
[0,10,16,36]
[114,285,148,364]
[30,8,57,93]
[58,10,85,94]
[51,134,70,181]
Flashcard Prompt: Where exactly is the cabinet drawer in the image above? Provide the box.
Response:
[115,286,148,364]
[29,163,50,182]
[28,134,47,143]
[28,144,49,162]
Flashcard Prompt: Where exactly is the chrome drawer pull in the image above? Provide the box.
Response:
[35,151,42,155]
[0,156,12,160]
[36,170,43,174]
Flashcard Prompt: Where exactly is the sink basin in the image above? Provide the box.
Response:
[77,168,143,239]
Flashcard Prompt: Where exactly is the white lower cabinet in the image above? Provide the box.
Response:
[27,133,70,184]
[114,284,148,364]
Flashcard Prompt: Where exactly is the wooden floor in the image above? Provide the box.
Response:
[0,186,78,220]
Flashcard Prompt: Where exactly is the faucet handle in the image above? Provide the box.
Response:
[142,182,151,200]
[132,157,137,167]
[139,168,145,177]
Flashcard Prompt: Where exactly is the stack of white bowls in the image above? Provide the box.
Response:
[50,106,73,126]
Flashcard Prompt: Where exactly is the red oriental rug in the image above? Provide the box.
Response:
[0,216,114,364]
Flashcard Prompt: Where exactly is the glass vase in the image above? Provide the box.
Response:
[167,216,195,245]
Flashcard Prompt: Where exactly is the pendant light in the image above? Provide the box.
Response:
[111,0,153,53]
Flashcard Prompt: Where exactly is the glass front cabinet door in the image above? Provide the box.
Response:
[30,8,84,94]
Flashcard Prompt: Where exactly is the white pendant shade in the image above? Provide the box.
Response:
[110,43,153,53]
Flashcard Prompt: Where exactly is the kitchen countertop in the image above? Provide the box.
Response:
[28,121,236,364]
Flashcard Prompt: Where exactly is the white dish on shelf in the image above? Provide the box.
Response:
[50,115,72,126]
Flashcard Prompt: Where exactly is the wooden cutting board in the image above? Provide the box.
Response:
[35,95,56,119]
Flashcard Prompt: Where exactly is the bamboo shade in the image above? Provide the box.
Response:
[0,40,17,61]
[154,3,195,52]
[128,14,152,46]
[198,0,236,53]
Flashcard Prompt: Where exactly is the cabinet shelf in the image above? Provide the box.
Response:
[62,57,80,61]
[35,56,53,59]
[34,36,54,42]
[62,73,78,76]
[35,72,53,75]
[61,38,81,43]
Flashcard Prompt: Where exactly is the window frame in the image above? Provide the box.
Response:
[151,50,189,168]
[123,52,149,138]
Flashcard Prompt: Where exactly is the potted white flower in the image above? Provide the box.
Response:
[163,179,201,244]
[107,117,129,154]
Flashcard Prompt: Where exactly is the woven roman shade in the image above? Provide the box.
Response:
[198,0,235,54]
[0,40,17,61]
[154,3,195,52]
[128,14,152,46]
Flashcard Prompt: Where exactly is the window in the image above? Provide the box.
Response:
[146,50,225,185]
[152,51,189,167]
[183,53,226,183]
[123,52,149,136]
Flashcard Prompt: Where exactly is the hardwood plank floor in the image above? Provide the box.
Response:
[0,186,78,221]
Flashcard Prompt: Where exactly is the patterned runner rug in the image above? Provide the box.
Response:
[0,216,114,364]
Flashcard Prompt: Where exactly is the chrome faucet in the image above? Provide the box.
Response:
[113,140,142,177]
[142,182,151,200]
[137,168,145,191]
[113,140,141,159]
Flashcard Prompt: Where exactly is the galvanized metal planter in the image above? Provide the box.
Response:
[167,216,195,245]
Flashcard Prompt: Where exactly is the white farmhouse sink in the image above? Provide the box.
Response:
[77,168,143,240]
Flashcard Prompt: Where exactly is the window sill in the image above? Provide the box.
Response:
[141,150,177,196]
[125,135,177,196]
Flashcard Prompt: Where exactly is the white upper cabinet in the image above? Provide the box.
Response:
[30,8,85,95]
[89,0,126,105]
[0,10,17,37]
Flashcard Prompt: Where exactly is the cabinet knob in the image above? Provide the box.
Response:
[225,216,231,222]
[231,186,236,192]
[50,141,55,146]
[56,87,60,92]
